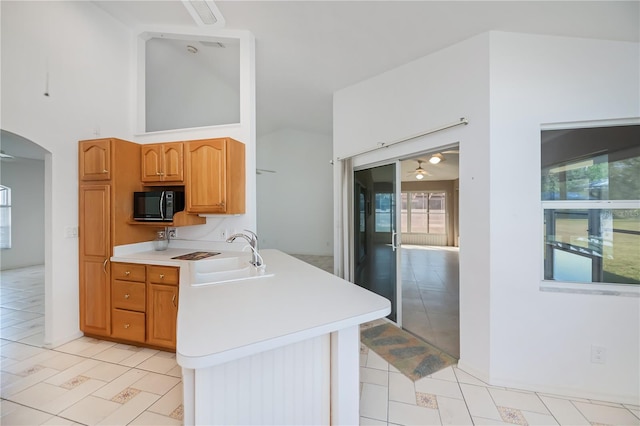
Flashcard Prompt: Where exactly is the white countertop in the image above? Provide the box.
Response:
[111,245,390,369]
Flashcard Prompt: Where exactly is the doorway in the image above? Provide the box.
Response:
[0,130,49,347]
[399,149,460,358]
[348,145,461,357]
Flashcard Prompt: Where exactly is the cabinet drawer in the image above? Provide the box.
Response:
[112,263,146,282]
[148,266,179,285]
[111,309,145,342]
[112,281,145,312]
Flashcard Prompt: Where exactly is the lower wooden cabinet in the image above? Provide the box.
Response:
[110,262,179,350]
[147,283,178,349]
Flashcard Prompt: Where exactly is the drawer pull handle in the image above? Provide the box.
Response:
[172,294,177,308]
[124,323,130,329]
[125,271,130,276]
[159,274,165,279]
[124,293,130,299]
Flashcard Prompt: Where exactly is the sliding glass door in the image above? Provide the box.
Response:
[353,162,402,322]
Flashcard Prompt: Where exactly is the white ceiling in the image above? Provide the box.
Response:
[93,1,639,139]
[3,1,638,164]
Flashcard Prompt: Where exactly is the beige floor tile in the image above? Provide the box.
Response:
[38,353,85,372]
[0,341,46,361]
[0,403,54,425]
[92,346,141,364]
[147,382,183,416]
[388,371,416,404]
[91,368,149,400]
[453,367,488,386]
[364,349,389,371]
[360,416,389,425]
[40,416,84,425]
[360,383,388,422]
[2,349,59,374]
[415,376,463,400]
[119,348,160,368]
[97,390,160,425]
[82,361,130,382]
[471,416,513,425]
[521,409,560,425]
[539,395,590,425]
[8,381,68,410]
[127,410,182,425]
[361,366,389,387]
[573,400,640,425]
[18,331,45,346]
[459,383,502,421]
[135,354,178,374]
[1,366,59,398]
[429,365,458,382]
[438,395,473,425]
[488,387,549,414]
[131,371,181,395]
[40,378,109,415]
[166,364,182,378]
[58,395,121,425]
[44,358,101,386]
[388,400,441,425]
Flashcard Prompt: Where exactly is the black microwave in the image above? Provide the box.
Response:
[133,191,185,222]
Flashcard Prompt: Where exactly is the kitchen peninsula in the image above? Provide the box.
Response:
[111,243,390,425]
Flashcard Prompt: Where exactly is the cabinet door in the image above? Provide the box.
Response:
[162,143,184,182]
[185,139,227,213]
[79,257,111,336]
[79,139,111,181]
[141,144,163,182]
[146,284,178,349]
[79,185,111,336]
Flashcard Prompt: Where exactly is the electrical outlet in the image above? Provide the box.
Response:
[64,226,78,239]
[591,345,606,364]
[167,228,177,239]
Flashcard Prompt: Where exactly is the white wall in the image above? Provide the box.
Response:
[257,128,333,255]
[0,158,45,270]
[1,0,133,347]
[334,31,640,403]
[487,32,639,402]
[334,33,492,380]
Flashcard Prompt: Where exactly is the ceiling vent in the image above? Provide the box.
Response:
[182,0,225,27]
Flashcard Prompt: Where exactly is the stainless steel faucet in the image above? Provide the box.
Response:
[226,230,262,267]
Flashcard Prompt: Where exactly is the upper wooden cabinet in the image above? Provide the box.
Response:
[141,143,184,183]
[185,138,245,214]
[79,139,111,181]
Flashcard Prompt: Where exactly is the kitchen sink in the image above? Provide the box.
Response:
[190,255,274,286]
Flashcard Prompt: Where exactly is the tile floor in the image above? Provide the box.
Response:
[2,265,640,425]
[401,246,459,358]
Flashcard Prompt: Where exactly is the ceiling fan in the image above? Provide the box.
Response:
[427,149,459,164]
[408,160,430,180]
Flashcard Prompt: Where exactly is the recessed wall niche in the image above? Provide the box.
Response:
[143,34,240,133]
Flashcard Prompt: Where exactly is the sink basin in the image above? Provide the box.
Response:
[190,256,274,286]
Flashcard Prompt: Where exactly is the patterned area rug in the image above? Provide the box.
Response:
[361,323,457,381]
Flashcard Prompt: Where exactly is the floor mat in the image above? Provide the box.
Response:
[361,323,457,381]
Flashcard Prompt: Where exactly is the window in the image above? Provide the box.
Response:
[0,185,11,249]
[541,123,640,286]
[401,191,446,234]
[375,193,394,232]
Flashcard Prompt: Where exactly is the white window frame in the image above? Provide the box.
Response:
[401,190,447,235]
